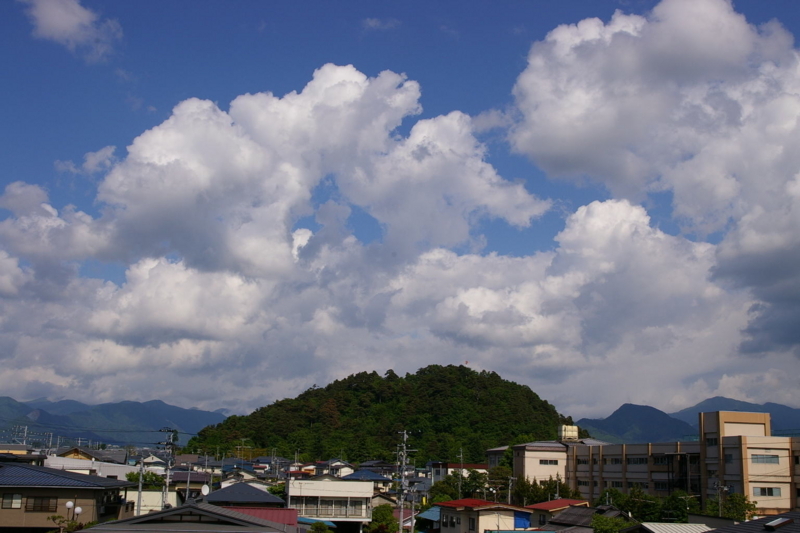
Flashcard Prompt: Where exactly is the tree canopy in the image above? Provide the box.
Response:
[188,365,574,463]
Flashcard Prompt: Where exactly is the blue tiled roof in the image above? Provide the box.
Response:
[0,464,136,488]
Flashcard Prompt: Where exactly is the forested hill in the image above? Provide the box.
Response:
[188,365,575,463]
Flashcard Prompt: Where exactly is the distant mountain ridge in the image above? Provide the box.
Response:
[669,396,800,431]
[577,397,800,444]
[0,397,226,447]
[577,404,697,444]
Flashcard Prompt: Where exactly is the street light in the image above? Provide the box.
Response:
[65,500,82,521]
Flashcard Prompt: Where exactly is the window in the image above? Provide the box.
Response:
[577,480,589,486]
[593,481,598,487]
[26,497,57,512]
[626,457,648,465]
[592,458,598,465]
[753,487,781,497]
[610,458,622,465]
[652,456,670,466]
[450,517,456,527]
[654,482,669,491]
[539,515,547,526]
[442,514,448,528]
[752,455,780,464]
[706,438,718,446]
[577,459,589,465]
[794,456,799,465]
[469,518,476,531]
[724,454,733,464]
[539,459,558,465]
[1,493,21,509]
[611,481,623,488]
[630,482,649,490]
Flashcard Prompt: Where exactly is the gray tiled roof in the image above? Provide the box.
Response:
[0,463,136,488]
[205,482,285,504]
[707,512,800,533]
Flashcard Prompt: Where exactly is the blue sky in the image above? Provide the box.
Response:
[1,0,799,419]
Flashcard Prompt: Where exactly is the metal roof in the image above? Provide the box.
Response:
[0,463,135,488]
[642,523,714,533]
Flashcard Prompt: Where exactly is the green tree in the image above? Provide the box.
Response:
[366,504,399,533]
[268,482,287,501]
[462,469,488,498]
[126,471,165,489]
[429,475,461,503]
[661,490,700,523]
[704,493,758,521]
[591,514,633,533]
[624,486,661,522]
[310,522,332,533]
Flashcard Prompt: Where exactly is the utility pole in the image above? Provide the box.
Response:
[457,448,464,499]
[396,431,417,533]
[159,428,177,509]
[508,477,516,504]
[136,460,144,516]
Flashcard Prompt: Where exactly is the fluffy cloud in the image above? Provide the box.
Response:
[511,0,800,358]
[0,1,799,417]
[20,0,122,63]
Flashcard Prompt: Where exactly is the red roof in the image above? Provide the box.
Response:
[224,507,299,526]
[436,498,499,509]
[526,499,588,511]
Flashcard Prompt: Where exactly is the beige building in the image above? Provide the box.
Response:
[286,477,373,529]
[436,498,533,533]
[499,412,800,516]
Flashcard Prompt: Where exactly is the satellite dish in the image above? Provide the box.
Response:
[201,484,210,496]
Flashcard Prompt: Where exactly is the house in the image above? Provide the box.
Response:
[44,455,144,479]
[429,462,489,485]
[706,512,800,533]
[286,476,374,533]
[545,504,630,533]
[525,499,589,527]
[343,469,394,492]
[169,470,215,504]
[316,459,355,478]
[85,501,305,532]
[205,482,285,507]
[358,460,396,478]
[0,463,135,531]
[416,505,441,533]
[57,446,128,465]
[0,449,45,466]
[435,498,534,533]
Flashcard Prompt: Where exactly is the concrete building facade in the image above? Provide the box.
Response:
[500,411,800,516]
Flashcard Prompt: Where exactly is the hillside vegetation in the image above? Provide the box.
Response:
[188,365,575,463]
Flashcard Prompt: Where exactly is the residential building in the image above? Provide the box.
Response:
[343,469,393,492]
[286,476,373,533]
[205,482,285,508]
[57,446,128,465]
[525,499,589,527]
[436,498,533,533]
[85,501,305,533]
[316,459,355,478]
[705,511,800,533]
[0,463,135,531]
[429,462,489,485]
